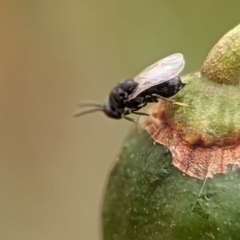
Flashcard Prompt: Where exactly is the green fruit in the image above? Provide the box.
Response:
[102,23,240,240]
[102,130,240,240]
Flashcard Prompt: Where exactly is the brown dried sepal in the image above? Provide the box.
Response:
[143,102,240,180]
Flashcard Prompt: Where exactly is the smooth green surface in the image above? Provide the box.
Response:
[102,130,240,240]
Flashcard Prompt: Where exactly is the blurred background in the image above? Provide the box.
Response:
[0,1,240,239]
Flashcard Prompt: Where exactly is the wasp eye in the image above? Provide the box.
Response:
[120,93,126,97]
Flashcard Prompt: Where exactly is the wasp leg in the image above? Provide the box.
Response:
[125,102,149,116]
[152,94,189,107]
[121,112,141,136]
[132,102,149,115]
[122,110,141,123]
[122,115,136,122]
[123,107,149,117]
[136,102,148,108]
[131,111,149,116]
[122,100,149,122]
[121,109,135,121]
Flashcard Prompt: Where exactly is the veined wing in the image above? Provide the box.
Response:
[128,53,185,100]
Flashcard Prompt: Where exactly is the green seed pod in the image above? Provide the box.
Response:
[102,24,240,240]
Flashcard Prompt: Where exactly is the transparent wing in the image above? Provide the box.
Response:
[128,53,185,100]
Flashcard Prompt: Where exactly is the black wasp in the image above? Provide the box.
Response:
[74,53,187,122]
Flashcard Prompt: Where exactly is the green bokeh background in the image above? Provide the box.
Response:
[1,1,240,239]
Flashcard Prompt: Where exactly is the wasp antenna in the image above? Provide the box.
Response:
[77,101,103,108]
[73,108,103,118]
